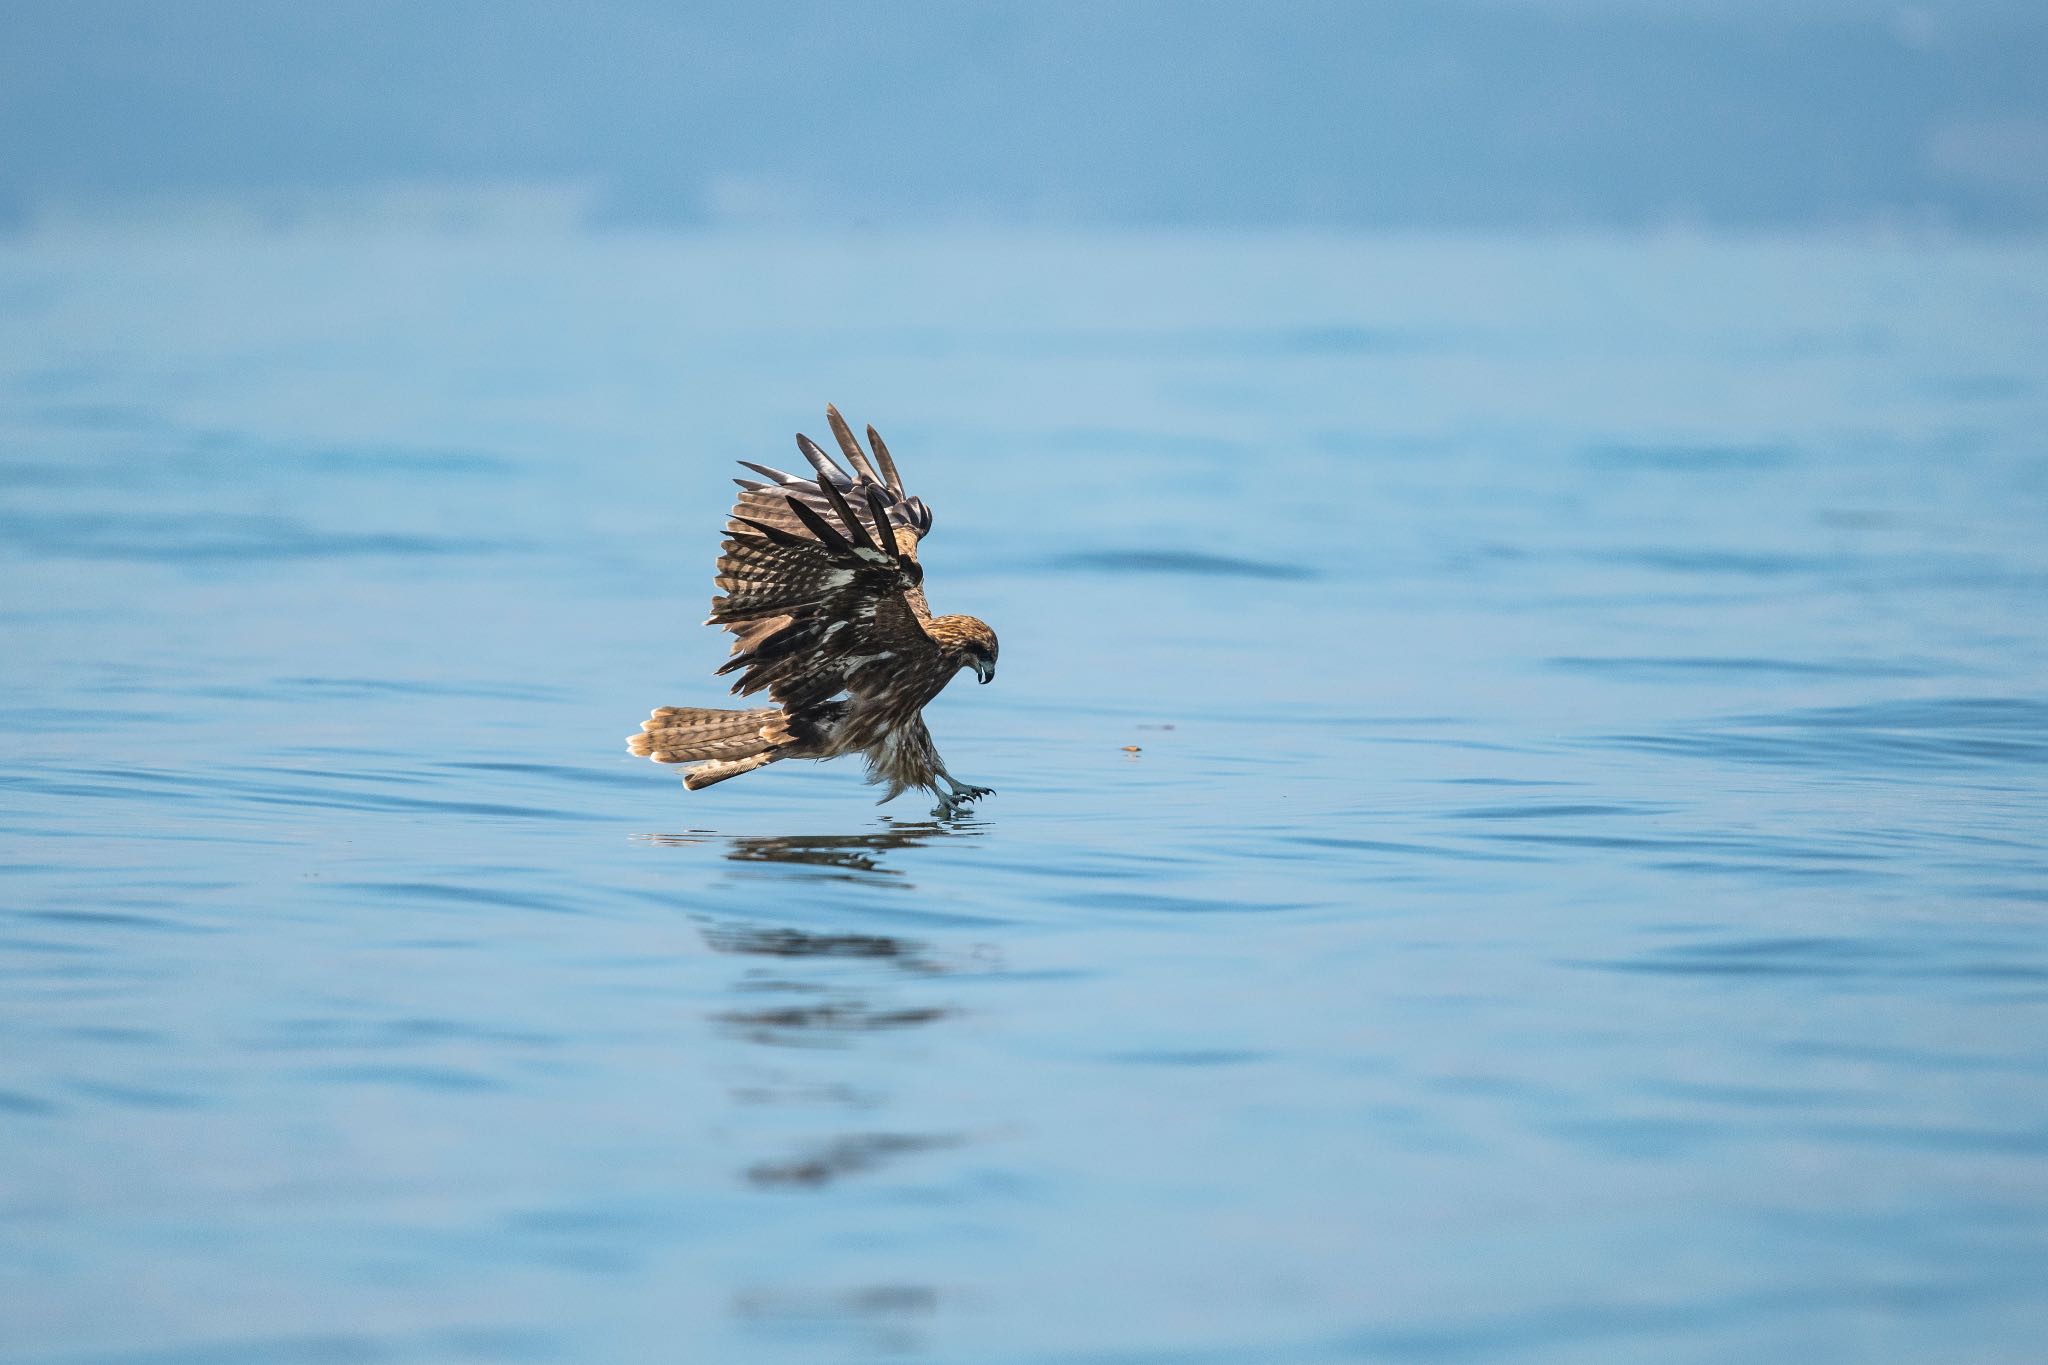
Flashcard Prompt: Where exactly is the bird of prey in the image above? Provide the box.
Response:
[627,406,999,817]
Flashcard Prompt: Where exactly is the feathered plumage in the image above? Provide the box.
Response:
[627,406,998,816]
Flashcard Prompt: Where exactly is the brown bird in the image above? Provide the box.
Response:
[627,406,999,817]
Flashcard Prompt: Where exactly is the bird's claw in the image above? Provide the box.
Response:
[932,782,995,818]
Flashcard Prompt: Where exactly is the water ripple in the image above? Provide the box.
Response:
[0,510,515,562]
[1050,549,1317,580]
[1606,697,2048,771]
[1553,655,1939,680]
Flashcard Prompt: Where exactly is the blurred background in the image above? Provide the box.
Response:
[4,0,2046,235]
[4,5,2047,1365]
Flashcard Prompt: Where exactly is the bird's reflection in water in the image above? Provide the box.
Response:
[731,1283,941,1357]
[633,817,982,888]
[704,924,920,961]
[715,999,953,1046]
[639,819,990,1351]
[745,1131,966,1188]
[704,917,958,1047]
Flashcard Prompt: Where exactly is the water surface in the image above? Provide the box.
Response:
[2,228,2046,1363]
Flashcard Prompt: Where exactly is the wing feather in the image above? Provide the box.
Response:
[783,495,859,556]
[725,413,933,549]
[826,403,885,488]
[708,411,939,708]
[864,423,906,498]
[800,445,884,554]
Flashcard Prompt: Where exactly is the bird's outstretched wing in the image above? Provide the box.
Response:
[708,411,937,711]
[726,405,933,554]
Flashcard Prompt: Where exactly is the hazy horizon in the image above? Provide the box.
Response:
[6,0,2047,235]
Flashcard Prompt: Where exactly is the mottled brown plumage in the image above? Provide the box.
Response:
[626,406,999,816]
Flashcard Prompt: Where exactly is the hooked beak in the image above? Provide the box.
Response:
[974,660,995,684]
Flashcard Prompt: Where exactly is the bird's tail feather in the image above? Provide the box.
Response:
[628,706,787,788]
[679,752,776,790]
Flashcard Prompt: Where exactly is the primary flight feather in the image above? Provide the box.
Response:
[626,406,999,817]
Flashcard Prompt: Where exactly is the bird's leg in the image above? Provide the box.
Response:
[928,769,995,819]
[937,770,995,803]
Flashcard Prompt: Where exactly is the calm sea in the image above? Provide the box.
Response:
[3,227,2046,1363]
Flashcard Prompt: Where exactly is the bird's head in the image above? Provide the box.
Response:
[930,614,999,684]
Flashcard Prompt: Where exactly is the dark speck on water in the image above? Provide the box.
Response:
[2,229,2046,1363]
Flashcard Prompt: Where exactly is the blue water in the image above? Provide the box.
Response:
[2,228,2046,1363]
